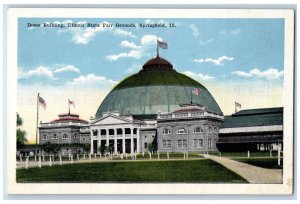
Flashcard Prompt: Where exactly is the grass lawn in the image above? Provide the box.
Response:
[232,158,283,169]
[115,152,202,160]
[210,151,280,158]
[16,159,247,183]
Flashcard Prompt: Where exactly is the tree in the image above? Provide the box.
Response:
[83,143,90,154]
[16,113,27,149]
[42,141,54,155]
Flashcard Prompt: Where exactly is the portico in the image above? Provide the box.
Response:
[90,112,141,154]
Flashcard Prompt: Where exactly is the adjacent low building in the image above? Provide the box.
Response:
[39,113,90,145]
[217,107,283,152]
[157,103,223,152]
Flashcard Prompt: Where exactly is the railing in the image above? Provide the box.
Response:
[158,111,223,120]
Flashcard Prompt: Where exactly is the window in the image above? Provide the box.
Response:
[194,139,203,148]
[177,140,182,148]
[52,133,58,139]
[144,143,148,148]
[162,140,171,148]
[177,139,187,149]
[208,139,212,148]
[183,140,187,148]
[162,128,171,135]
[73,133,78,139]
[92,130,98,136]
[208,127,212,133]
[62,133,69,139]
[145,136,147,139]
[214,127,218,133]
[194,127,203,133]
[42,134,48,140]
[177,128,186,134]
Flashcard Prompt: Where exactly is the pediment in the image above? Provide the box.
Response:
[91,115,132,126]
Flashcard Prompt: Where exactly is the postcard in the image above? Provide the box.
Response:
[6,8,294,194]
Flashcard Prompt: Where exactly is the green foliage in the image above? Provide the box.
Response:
[16,159,248,183]
[17,129,27,149]
[17,113,23,126]
[83,143,90,153]
[16,113,27,149]
[105,145,110,154]
[42,141,54,154]
[233,158,283,169]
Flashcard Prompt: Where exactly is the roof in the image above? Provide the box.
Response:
[51,113,88,123]
[220,107,283,129]
[142,56,173,71]
[96,56,223,118]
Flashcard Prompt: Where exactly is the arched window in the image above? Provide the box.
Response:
[177,128,186,134]
[62,133,69,139]
[73,133,78,139]
[194,127,204,133]
[208,126,212,133]
[214,127,218,132]
[162,128,171,135]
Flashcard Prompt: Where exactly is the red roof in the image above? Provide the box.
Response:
[51,113,88,123]
[142,56,173,71]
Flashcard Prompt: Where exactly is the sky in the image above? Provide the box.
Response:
[17,18,285,143]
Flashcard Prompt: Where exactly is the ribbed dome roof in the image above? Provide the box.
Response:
[96,56,223,118]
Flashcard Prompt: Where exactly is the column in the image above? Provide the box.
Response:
[90,129,93,154]
[122,128,125,153]
[97,129,101,153]
[137,128,140,153]
[130,127,134,153]
[106,129,109,147]
[114,128,117,154]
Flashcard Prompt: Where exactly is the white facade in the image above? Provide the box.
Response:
[89,112,142,154]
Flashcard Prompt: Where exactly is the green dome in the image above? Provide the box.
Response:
[96,56,223,118]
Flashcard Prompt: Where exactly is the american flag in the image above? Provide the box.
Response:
[192,88,200,95]
[69,99,75,108]
[157,40,168,49]
[235,102,241,109]
[39,96,47,110]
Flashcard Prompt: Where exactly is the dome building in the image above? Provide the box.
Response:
[90,55,224,154]
[96,56,223,119]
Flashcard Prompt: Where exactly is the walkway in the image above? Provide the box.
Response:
[206,155,283,184]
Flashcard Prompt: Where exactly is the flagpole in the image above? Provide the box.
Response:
[156,39,159,57]
[35,93,39,156]
[68,99,70,114]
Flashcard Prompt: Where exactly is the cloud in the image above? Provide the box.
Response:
[66,74,117,87]
[106,50,143,61]
[200,38,214,45]
[183,71,215,80]
[113,29,136,38]
[189,24,199,37]
[219,29,241,35]
[54,65,80,73]
[232,68,284,79]
[18,66,56,79]
[120,41,141,49]
[106,34,164,61]
[193,56,234,66]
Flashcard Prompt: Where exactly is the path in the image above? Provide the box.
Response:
[206,155,283,184]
